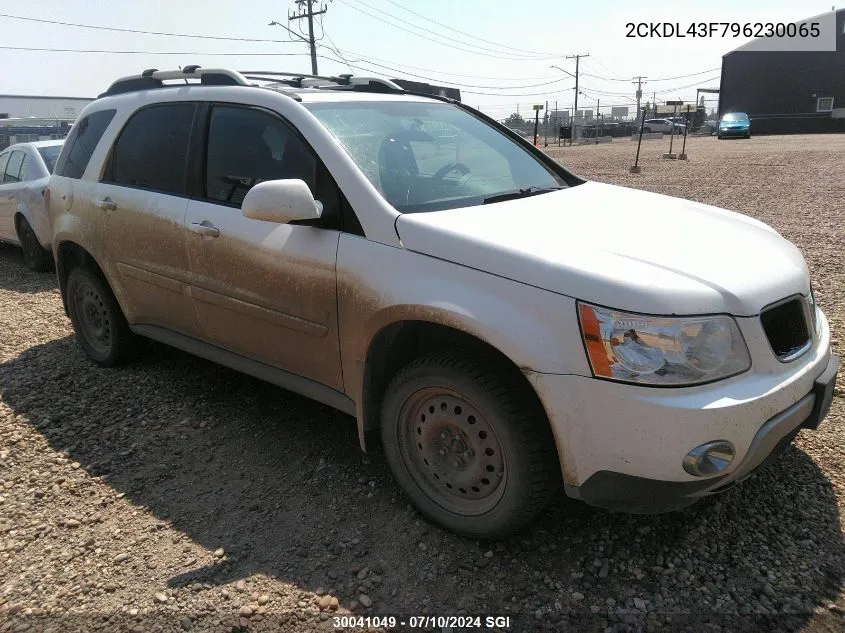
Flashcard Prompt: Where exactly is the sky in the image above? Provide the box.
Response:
[0,0,838,119]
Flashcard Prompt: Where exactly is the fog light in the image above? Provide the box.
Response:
[683,441,735,477]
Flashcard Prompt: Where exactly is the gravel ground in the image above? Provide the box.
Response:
[1,133,844,633]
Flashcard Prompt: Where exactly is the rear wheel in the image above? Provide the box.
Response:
[18,218,53,272]
[380,353,560,538]
[66,267,141,366]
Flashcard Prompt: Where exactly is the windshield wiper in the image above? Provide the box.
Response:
[482,186,562,205]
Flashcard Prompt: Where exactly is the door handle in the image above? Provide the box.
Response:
[189,221,220,238]
[95,198,117,211]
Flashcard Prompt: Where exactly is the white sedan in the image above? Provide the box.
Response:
[0,140,63,271]
[642,118,685,134]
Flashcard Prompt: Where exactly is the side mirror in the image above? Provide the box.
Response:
[241,179,323,224]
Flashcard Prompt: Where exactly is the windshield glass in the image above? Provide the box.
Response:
[722,113,749,122]
[306,101,567,213]
[37,145,63,173]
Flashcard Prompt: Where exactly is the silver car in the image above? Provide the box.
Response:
[0,140,63,271]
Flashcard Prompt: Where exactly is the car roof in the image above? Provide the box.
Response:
[2,140,64,152]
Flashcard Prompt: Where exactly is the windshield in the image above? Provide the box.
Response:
[37,145,63,173]
[306,101,567,213]
[722,113,749,122]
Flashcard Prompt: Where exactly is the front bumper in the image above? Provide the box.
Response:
[575,353,838,513]
[719,126,750,136]
[527,311,836,513]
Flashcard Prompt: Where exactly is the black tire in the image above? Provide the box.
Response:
[380,353,560,538]
[18,217,53,273]
[745,134,751,139]
[66,267,141,366]
[717,134,723,140]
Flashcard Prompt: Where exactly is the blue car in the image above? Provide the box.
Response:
[718,112,751,139]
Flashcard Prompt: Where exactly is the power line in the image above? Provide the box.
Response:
[650,68,720,81]
[316,48,571,89]
[343,0,557,59]
[316,52,571,96]
[0,12,293,43]
[319,42,560,81]
[0,45,309,55]
[376,0,559,58]
[334,0,554,60]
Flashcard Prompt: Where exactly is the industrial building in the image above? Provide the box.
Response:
[0,94,93,150]
[719,9,845,134]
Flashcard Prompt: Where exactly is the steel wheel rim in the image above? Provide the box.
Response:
[397,387,507,516]
[72,280,112,356]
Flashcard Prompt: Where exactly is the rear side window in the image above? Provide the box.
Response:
[4,151,24,183]
[38,145,62,173]
[109,103,195,196]
[0,153,9,180]
[54,109,116,179]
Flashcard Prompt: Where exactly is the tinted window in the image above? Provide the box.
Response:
[4,151,24,183]
[38,145,62,173]
[55,109,116,179]
[0,153,9,182]
[205,105,316,206]
[110,104,195,195]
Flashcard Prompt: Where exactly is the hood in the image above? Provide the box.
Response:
[395,181,809,316]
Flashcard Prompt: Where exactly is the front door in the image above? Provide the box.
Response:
[98,102,199,337]
[185,104,342,390]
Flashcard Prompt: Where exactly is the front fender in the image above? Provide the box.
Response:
[337,235,592,439]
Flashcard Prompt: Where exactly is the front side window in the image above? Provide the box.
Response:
[205,105,317,206]
[110,104,196,195]
[54,109,116,179]
[306,101,567,213]
[4,151,24,183]
[38,145,62,173]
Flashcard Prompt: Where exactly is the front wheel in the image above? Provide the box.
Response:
[18,218,53,272]
[66,267,141,366]
[380,354,560,538]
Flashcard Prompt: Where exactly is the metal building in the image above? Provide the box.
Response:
[719,9,845,134]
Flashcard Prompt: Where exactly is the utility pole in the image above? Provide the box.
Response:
[289,0,326,75]
[565,53,588,139]
[632,76,647,121]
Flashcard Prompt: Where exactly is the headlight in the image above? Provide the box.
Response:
[578,303,751,386]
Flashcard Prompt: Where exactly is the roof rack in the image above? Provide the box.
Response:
[98,65,433,101]
[238,70,403,92]
[99,67,250,98]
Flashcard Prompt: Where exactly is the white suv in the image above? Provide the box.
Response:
[48,67,837,538]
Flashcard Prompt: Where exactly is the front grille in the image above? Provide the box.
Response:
[760,298,811,361]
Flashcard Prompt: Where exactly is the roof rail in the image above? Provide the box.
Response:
[99,67,250,98]
[239,70,403,92]
[98,65,438,100]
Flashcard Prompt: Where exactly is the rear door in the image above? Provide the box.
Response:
[0,150,27,240]
[96,102,200,337]
[184,103,343,389]
[0,151,14,241]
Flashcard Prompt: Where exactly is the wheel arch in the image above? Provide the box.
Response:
[358,320,556,459]
[55,241,111,316]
